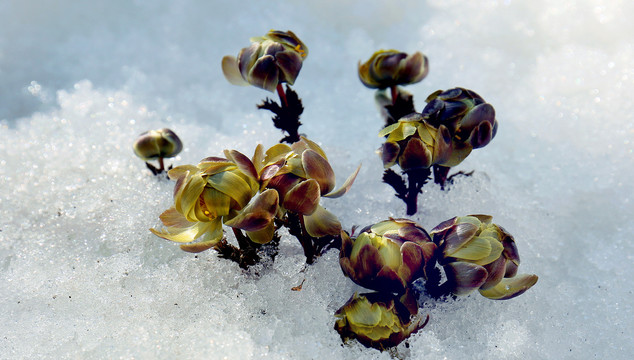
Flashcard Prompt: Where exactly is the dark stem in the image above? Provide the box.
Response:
[404,168,431,216]
[432,165,451,190]
[232,228,261,268]
[383,90,416,126]
[276,83,288,107]
[422,265,456,300]
[257,85,304,144]
[432,165,474,190]
[281,212,338,264]
[284,212,315,264]
[232,228,252,250]
[158,157,165,172]
[383,168,431,215]
[390,85,398,106]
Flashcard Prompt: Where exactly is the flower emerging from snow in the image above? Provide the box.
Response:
[339,218,437,294]
[133,128,182,161]
[222,29,308,92]
[358,50,429,89]
[430,215,538,300]
[254,137,360,238]
[378,113,453,171]
[334,291,428,350]
[421,87,498,166]
[150,150,279,252]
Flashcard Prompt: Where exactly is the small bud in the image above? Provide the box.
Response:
[358,50,429,89]
[133,128,182,161]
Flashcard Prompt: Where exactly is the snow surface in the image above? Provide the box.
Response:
[1,0,633,359]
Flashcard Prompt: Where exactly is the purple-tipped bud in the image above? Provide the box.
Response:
[430,215,537,300]
[339,218,437,294]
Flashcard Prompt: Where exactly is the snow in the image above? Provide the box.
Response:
[1,0,632,358]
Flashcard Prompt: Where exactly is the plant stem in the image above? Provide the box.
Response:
[404,168,431,216]
[432,165,450,190]
[258,85,303,144]
[277,83,288,108]
[390,85,398,106]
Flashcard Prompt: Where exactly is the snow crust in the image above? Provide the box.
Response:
[1,0,632,358]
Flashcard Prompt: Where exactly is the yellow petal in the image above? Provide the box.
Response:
[245,221,276,244]
[175,172,206,221]
[158,207,190,228]
[221,55,250,86]
[202,187,231,219]
[478,274,539,300]
[324,163,361,198]
[264,143,293,164]
[473,236,504,265]
[293,136,328,160]
[150,217,220,244]
[224,149,259,180]
[303,205,342,238]
[449,236,492,261]
[197,160,236,176]
[206,170,253,209]
[378,122,400,138]
[224,189,279,231]
[167,164,198,181]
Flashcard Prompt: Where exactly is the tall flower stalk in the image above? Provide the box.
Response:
[222,30,308,144]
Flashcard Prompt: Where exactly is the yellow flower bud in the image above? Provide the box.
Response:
[358,50,429,89]
[222,30,308,92]
[133,128,182,161]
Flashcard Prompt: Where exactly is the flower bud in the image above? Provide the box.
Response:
[222,30,308,92]
[430,215,538,299]
[421,88,498,166]
[378,113,452,171]
[358,50,429,89]
[254,137,360,238]
[334,291,428,350]
[339,219,437,294]
[133,128,182,161]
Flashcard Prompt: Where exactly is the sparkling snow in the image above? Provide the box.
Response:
[1,0,632,359]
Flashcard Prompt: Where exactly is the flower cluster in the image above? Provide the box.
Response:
[150,137,359,263]
[222,29,308,144]
[334,216,537,349]
[379,88,498,171]
[335,219,434,348]
[134,30,539,355]
[339,219,436,294]
[422,87,498,164]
